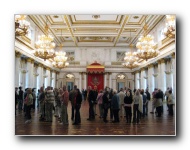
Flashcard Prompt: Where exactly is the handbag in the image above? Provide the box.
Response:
[24,96,28,104]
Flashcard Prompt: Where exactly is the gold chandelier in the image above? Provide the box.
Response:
[52,50,69,69]
[15,15,30,37]
[52,29,69,69]
[123,44,140,69]
[34,20,55,61]
[123,30,140,69]
[136,16,159,61]
[164,15,175,38]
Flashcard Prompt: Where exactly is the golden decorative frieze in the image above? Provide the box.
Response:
[162,37,170,45]
[21,35,31,44]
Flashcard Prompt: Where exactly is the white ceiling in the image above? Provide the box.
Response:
[28,14,165,47]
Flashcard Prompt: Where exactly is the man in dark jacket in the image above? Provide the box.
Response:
[145,88,150,115]
[87,86,96,120]
[18,86,24,111]
[69,85,77,120]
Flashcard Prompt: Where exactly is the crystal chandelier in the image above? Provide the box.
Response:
[52,51,69,69]
[123,30,140,69]
[15,15,30,37]
[164,15,175,38]
[123,45,140,69]
[136,16,159,61]
[34,20,55,61]
[52,29,69,69]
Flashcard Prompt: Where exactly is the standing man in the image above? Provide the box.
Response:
[93,86,98,116]
[18,86,24,111]
[69,85,77,121]
[15,87,19,115]
[111,90,120,123]
[45,86,55,122]
[87,86,95,120]
[145,88,150,115]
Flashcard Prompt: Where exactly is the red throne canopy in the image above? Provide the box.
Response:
[87,62,104,91]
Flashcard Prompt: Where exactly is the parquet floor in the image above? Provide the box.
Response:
[15,100,175,136]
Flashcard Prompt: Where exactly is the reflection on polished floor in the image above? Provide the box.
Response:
[15,100,175,136]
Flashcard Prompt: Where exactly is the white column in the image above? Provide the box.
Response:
[52,71,56,88]
[79,72,82,90]
[37,64,44,89]
[84,73,87,90]
[56,72,60,88]
[104,73,107,88]
[21,69,27,89]
[140,68,146,90]
[112,79,116,90]
[15,52,21,87]
[46,68,51,87]
[131,72,135,90]
[148,64,154,94]
[171,52,176,97]
[25,58,34,88]
[158,59,166,91]
[135,71,140,89]
[109,73,112,88]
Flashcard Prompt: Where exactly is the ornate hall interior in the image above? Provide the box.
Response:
[15,14,176,136]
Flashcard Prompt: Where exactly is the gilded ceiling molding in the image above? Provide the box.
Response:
[114,15,129,46]
[64,15,78,46]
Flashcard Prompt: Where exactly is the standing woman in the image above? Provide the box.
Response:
[168,90,174,116]
[133,90,141,124]
[56,88,63,121]
[124,91,133,123]
[97,90,104,118]
[24,88,33,123]
[60,85,69,125]
[73,88,82,125]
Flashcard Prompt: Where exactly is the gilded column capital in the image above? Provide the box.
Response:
[26,58,34,63]
[15,51,21,58]
[171,52,175,59]
[140,67,145,71]
[38,63,43,67]
[46,67,51,71]
[148,64,154,68]
[157,59,161,64]
[160,58,166,63]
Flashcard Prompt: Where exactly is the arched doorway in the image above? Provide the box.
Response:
[65,73,75,92]
[116,74,127,91]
